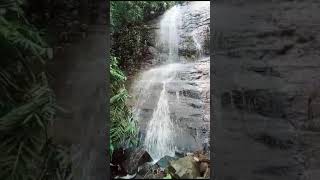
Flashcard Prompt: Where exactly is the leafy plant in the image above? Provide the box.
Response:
[163,174,172,179]
[109,1,180,157]
[110,56,138,155]
[111,1,176,32]
[0,0,71,179]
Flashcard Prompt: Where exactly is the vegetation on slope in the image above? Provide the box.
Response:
[111,1,176,32]
[109,1,178,156]
[110,56,138,156]
[111,1,176,70]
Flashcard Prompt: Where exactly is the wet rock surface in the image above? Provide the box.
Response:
[128,1,210,156]
[215,0,320,180]
[123,148,153,175]
[128,1,210,73]
[110,145,210,179]
[133,150,210,179]
[131,59,210,154]
[179,2,210,58]
[157,155,178,168]
[166,59,210,152]
[111,148,153,178]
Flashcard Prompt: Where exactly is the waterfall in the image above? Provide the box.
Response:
[135,63,180,161]
[144,82,176,160]
[140,5,182,160]
[131,2,209,161]
[158,5,181,63]
[192,31,203,57]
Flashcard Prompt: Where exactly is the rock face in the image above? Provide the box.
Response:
[131,2,210,71]
[129,1,210,155]
[166,58,210,152]
[214,0,320,180]
[179,2,210,59]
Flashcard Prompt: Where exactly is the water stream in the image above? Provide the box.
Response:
[131,2,209,161]
[132,5,183,161]
[158,5,181,63]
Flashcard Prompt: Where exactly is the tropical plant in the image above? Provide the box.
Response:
[163,173,172,179]
[110,56,138,157]
[109,1,181,157]
[0,0,71,179]
[111,1,176,32]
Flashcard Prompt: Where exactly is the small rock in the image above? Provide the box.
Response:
[168,156,200,179]
[156,155,178,168]
[111,148,127,177]
[137,162,154,177]
[135,174,144,179]
[175,150,185,158]
[143,164,165,179]
[194,151,210,163]
[199,162,209,174]
[122,147,153,175]
[194,157,200,162]
[186,152,194,156]
[204,167,210,178]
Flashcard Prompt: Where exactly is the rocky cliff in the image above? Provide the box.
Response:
[128,2,211,154]
[214,1,320,179]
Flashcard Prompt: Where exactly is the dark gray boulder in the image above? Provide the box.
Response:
[122,148,153,175]
[156,155,178,168]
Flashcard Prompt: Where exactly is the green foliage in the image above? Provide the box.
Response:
[111,1,175,32]
[163,174,172,179]
[110,1,179,71]
[110,0,185,161]
[109,1,179,157]
[0,1,71,179]
[110,56,138,156]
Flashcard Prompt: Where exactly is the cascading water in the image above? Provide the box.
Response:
[143,81,175,159]
[131,2,210,161]
[133,5,182,161]
[158,5,181,63]
[133,63,182,160]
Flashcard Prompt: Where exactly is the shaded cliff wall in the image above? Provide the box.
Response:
[214,0,320,180]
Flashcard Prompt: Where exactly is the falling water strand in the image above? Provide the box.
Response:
[144,82,176,160]
[176,91,180,102]
[158,5,181,63]
[192,32,203,57]
[141,5,182,160]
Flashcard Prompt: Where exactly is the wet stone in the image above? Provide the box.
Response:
[137,162,154,177]
[156,155,178,168]
[122,147,153,175]
[168,156,201,179]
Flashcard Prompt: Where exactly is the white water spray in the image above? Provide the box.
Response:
[158,5,181,63]
[131,2,209,161]
[142,5,182,160]
[144,82,176,160]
